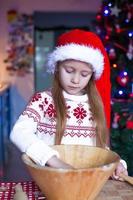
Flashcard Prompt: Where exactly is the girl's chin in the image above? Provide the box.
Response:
[66,90,83,96]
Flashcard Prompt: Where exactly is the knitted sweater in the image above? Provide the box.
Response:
[10,90,97,166]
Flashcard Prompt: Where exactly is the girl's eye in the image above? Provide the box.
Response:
[65,68,74,73]
[81,73,89,77]
[81,72,92,77]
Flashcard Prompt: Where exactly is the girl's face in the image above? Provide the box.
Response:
[58,60,93,95]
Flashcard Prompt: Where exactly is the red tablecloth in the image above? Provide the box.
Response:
[0,181,45,200]
[0,180,133,200]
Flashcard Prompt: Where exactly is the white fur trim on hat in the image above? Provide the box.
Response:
[47,44,104,79]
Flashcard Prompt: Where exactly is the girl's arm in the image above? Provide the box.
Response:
[10,115,59,166]
[10,92,59,166]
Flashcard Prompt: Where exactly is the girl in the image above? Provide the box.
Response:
[10,29,128,179]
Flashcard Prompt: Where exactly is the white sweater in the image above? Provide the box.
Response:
[10,90,127,169]
[10,90,97,166]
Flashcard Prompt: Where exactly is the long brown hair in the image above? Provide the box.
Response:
[85,76,109,147]
[52,69,109,147]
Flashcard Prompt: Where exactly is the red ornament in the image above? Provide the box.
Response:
[126,120,133,129]
[105,35,110,41]
[117,72,129,87]
[109,48,116,60]
[96,14,102,21]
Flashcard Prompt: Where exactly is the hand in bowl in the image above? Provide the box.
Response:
[46,155,74,169]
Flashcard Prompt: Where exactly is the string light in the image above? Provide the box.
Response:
[103,6,111,16]
[128,31,133,37]
[123,71,128,76]
[108,3,112,7]
[118,90,123,95]
[125,19,129,23]
[113,63,117,68]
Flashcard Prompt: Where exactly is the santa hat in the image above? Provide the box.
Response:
[47,29,111,128]
[47,29,107,79]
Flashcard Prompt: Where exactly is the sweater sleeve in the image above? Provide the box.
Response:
[10,92,59,166]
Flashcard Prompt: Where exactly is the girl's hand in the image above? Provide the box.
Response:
[112,162,128,181]
[46,156,74,169]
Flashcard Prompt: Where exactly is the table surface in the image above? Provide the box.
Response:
[96,180,133,200]
[0,180,133,200]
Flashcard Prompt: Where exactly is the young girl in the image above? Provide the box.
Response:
[10,29,128,179]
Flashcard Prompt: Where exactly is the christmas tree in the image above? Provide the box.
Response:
[94,0,133,175]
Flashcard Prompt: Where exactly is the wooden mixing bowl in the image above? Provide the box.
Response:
[22,145,120,200]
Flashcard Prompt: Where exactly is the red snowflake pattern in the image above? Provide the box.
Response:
[89,116,94,121]
[39,98,48,111]
[47,104,56,118]
[44,98,48,104]
[73,107,87,119]
[31,93,42,102]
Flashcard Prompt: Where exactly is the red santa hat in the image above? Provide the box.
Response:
[48,29,107,79]
[47,29,111,128]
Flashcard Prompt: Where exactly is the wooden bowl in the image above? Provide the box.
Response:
[22,145,120,200]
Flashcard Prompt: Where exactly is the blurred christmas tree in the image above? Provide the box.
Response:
[94,0,133,175]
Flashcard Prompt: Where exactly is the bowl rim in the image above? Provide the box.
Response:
[22,145,120,173]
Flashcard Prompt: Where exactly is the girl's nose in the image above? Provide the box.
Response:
[71,73,80,84]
